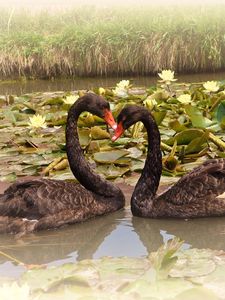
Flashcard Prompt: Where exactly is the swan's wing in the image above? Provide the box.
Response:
[0,179,94,217]
[160,158,225,205]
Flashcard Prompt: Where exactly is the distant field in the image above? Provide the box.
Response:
[0,5,225,79]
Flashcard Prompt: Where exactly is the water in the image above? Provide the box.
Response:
[0,201,225,278]
[1,72,225,279]
[1,71,225,95]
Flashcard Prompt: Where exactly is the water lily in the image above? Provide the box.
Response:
[98,87,105,95]
[28,114,47,128]
[203,81,220,93]
[143,97,157,110]
[113,86,128,98]
[116,80,130,89]
[177,94,192,104]
[113,80,130,98]
[0,282,30,300]
[63,95,79,105]
[158,70,177,85]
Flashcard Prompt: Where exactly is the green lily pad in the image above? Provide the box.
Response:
[78,128,91,147]
[90,126,110,140]
[93,149,129,163]
[152,111,167,125]
[185,105,212,128]
[166,129,204,146]
[96,164,130,179]
[185,131,209,154]
[216,100,225,123]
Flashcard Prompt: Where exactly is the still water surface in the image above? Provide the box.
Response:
[1,71,225,95]
[0,73,225,279]
[0,189,225,279]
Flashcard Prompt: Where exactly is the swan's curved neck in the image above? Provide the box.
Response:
[131,113,162,214]
[66,101,122,198]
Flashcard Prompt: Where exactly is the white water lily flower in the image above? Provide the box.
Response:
[63,95,79,105]
[98,87,105,95]
[0,282,30,300]
[113,87,128,98]
[116,80,130,89]
[28,114,47,128]
[143,97,157,110]
[113,80,130,98]
[203,81,220,93]
[158,70,177,84]
[177,94,192,104]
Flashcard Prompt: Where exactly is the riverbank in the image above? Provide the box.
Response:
[1,4,225,79]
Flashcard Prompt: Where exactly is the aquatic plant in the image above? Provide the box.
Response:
[177,94,192,104]
[28,114,47,129]
[0,5,225,78]
[203,81,220,93]
[0,238,225,299]
[63,95,79,105]
[1,71,225,183]
[158,70,177,85]
[113,80,130,98]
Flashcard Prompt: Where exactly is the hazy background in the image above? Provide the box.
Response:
[0,0,225,10]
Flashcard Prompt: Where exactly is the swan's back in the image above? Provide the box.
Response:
[0,179,124,234]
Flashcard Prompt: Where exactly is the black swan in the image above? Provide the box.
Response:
[0,94,125,234]
[112,105,225,218]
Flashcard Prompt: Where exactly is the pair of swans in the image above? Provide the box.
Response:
[1,94,225,234]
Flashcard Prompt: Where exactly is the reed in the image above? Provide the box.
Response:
[0,5,225,79]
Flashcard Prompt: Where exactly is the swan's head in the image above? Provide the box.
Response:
[112,105,149,141]
[78,94,117,130]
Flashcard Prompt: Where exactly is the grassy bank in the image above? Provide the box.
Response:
[0,5,225,79]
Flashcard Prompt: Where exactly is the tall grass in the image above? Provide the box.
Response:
[0,5,225,79]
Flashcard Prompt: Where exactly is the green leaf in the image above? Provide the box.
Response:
[216,100,225,123]
[152,111,167,125]
[96,164,130,178]
[90,126,110,140]
[166,129,204,146]
[93,149,129,163]
[185,105,206,128]
[185,131,209,154]
[78,128,91,148]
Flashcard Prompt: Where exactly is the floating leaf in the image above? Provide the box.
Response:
[93,150,129,163]
[96,164,130,179]
[169,120,187,132]
[90,126,110,140]
[78,128,91,148]
[185,131,209,154]
[216,100,225,123]
[185,105,210,128]
[152,111,167,125]
[166,129,204,146]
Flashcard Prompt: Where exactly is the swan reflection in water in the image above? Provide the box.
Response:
[0,204,225,276]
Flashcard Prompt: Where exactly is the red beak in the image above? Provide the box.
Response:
[111,121,124,141]
[103,109,117,130]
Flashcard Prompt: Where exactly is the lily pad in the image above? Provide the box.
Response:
[93,149,129,164]
[90,126,110,140]
[96,165,130,179]
[166,129,204,146]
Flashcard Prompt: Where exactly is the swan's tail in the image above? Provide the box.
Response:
[0,195,27,217]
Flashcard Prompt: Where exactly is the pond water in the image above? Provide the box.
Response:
[0,183,225,280]
[1,71,225,95]
[1,72,225,282]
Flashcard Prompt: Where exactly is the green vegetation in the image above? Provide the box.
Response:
[1,5,225,79]
[1,74,225,184]
[1,238,225,299]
